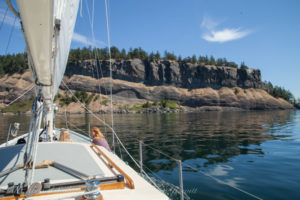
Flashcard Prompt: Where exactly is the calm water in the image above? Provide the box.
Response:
[1,110,300,200]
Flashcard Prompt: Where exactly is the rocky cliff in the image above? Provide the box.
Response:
[65,59,263,89]
[61,75,292,111]
[0,59,294,112]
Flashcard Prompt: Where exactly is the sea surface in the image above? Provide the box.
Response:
[1,110,300,200]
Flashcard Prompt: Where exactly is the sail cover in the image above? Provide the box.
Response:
[17,0,79,100]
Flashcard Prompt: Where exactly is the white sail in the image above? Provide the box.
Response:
[53,0,79,99]
[17,0,79,100]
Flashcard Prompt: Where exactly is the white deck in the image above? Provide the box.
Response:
[0,130,169,199]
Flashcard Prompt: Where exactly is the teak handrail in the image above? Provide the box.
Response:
[91,143,135,189]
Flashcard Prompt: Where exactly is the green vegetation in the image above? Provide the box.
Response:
[129,104,144,112]
[142,101,152,108]
[1,98,34,113]
[55,91,98,106]
[240,61,249,70]
[100,97,110,106]
[234,88,239,95]
[0,47,250,76]
[67,46,243,68]
[93,95,100,102]
[0,53,28,75]
[160,99,179,109]
[264,81,295,103]
[129,99,181,111]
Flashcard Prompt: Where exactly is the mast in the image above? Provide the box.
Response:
[7,0,79,141]
[5,0,79,187]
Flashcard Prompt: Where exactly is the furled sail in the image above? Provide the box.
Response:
[17,0,79,100]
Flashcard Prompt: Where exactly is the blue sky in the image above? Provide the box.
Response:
[0,0,299,98]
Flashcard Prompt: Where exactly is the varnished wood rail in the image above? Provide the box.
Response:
[91,143,135,189]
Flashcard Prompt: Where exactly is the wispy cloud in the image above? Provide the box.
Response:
[201,16,219,30]
[201,16,251,43]
[0,8,20,29]
[203,28,251,43]
[72,32,106,47]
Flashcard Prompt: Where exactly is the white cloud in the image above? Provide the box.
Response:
[72,32,93,46]
[202,28,251,43]
[201,16,219,30]
[0,8,20,29]
[72,32,106,47]
[201,16,251,43]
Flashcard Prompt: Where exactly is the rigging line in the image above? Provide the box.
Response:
[61,80,164,192]
[141,164,190,199]
[139,140,262,199]
[28,101,44,186]
[56,115,88,136]
[140,140,178,162]
[5,15,17,54]
[139,139,262,199]
[0,84,35,112]
[116,139,123,160]
[80,0,83,17]
[182,163,263,200]
[92,0,94,31]
[0,6,9,31]
[104,0,115,150]
[62,81,137,166]
[84,0,108,127]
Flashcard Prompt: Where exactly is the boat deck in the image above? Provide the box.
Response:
[0,130,169,199]
[0,143,105,185]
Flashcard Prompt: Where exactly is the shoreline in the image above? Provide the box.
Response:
[1,106,295,116]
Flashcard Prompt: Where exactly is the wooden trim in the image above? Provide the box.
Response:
[0,182,125,200]
[100,181,125,190]
[91,143,135,189]
[81,194,103,200]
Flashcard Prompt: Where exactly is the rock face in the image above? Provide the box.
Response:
[65,59,263,89]
[61,75,293,110]
[0,72,35,105]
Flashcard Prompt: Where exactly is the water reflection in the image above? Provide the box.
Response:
[1,110,298,199]
[0,110,295,172]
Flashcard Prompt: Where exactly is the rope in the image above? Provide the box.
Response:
[56,115,88,136]
[80,0,83,17]
[104,0,115,151]
[0,6,9,31]
[62,80,135,163]
[5,15,17,54]
[0,84,35,111]
[0,84,35,112]
[61,80,164,191]
[85,0,109,135]
[141,141,178,162]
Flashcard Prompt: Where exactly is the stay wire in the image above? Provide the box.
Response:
[85,0,108,134]
[61,80,162,191]
[139,140,178,162]
[104,0,115,151]
[183,163,263,200]
[0,84,35,112]
[5,15,17,54]
[0,6,9,31]
[56,115,88,136]
[141,162,190,199]
[137,139,263,200]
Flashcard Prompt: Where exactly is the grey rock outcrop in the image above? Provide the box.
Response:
[65,59,262,89]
